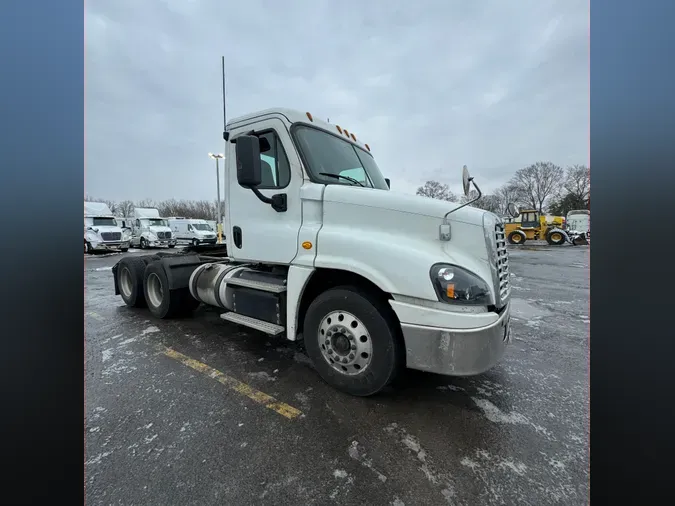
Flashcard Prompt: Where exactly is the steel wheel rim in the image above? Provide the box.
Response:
[513,234,522,243]
[146,272,164,308]
[119,267,133,298]
[552,233,562,242]
[318,310,373,376]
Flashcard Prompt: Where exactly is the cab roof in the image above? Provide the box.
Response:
[227,108,373,153]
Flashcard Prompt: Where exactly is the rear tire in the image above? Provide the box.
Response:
[507,231,526,245]
[143,262,195,319]
[303,286,404,397]
[117,257,148,307]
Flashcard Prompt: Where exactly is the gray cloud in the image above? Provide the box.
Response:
[85,0,588,201]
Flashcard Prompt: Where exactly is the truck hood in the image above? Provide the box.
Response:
[148,226,172,234]
[322,185,491,227]
[88,225,123,234]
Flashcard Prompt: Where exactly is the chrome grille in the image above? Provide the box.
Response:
[101,232,121,241]
[495,224,510,301]
[157,231,172,239]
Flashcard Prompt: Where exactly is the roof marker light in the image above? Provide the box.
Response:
[306,112,314,122]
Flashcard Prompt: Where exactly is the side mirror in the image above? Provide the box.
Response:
[385,178,391,189]
[462,165,472,196]
[235,135,262,187]
[506,202,520,218]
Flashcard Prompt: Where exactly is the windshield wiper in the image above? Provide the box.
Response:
[319,172,364,187]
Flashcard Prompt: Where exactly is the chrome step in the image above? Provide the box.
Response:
[220,312,285,335]
[226,277,287,293]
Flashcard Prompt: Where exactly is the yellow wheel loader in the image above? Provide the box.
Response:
[504,209,567,246]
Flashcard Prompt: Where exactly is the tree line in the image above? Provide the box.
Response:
[84,196,227,221]
[415,162,590,217]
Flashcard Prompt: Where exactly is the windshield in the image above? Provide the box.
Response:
[93,217,117,227]
[147,218,168,227]
[192,223,211,231]
[293,125,389,190]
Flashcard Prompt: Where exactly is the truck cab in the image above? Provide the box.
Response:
[84,202,130,253]
[130,208,177,249]
[113,108,512,396]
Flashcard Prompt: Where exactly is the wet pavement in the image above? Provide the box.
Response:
[85,245,589,505]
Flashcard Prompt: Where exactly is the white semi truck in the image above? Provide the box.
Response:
[130,208,177,249]
[84,202,129,253]
[112,108,513,396]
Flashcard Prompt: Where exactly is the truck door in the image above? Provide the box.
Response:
[226,117,304,264]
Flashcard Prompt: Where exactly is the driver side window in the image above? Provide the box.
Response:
[257,131,291,190]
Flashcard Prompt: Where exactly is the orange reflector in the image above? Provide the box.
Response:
[336,125,343,134]
[350,133,356,141]
[306,112,314,122]
[302,241,312,250]
[344,129,350,137]
[446,284,455,299]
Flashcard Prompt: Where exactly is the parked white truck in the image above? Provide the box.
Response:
[84,202,129,253]
[168,217,218,246]
[130,208,177,249]
[112,108,513,396]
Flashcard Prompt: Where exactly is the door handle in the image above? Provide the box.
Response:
[233,226,242,249]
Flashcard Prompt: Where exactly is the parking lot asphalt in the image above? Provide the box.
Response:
[85,244,589,505]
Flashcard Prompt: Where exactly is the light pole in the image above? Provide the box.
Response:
[208,152,225,243]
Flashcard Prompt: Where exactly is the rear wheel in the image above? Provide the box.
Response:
[303,286,403,397]
[546,230,565,245]
[143,262,198,319]
[508,231,526,245]
[117,257,148,307]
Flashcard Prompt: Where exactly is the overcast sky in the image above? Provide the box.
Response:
[85,0,588,202]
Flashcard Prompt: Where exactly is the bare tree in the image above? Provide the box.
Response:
[460,191,501,213]
[416,180,458,202]
[563,164,590,203]
[134,199,157,209]
[117,200,134,218]
[510,162,564,212]
[493,183,523,214]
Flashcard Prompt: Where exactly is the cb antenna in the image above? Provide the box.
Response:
[221,56,229,141]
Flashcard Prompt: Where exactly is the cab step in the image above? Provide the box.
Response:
[219,312,285,335]
[226,277,287,293]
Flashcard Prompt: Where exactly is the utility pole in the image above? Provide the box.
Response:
[208,152,225,243]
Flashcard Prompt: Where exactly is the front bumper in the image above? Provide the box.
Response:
[396,301,511,376]
[148,240,177,247]
[90,241,130,251]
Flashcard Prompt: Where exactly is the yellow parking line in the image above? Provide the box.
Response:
[162,347,302,420]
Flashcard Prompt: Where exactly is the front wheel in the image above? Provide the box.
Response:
[140,238,147,249]
[303,286,404,397]
[546,230,566,245]
[168,244,176,249]
[192,238,200,247]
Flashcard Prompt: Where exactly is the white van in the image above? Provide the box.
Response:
[168,218,217,246]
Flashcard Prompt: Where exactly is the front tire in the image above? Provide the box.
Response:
[546,230,566,245]
[303,286,404,397]
[140,238,148,249]
[192,238,200,247]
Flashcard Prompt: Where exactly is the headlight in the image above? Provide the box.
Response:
[430,263,492,305]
